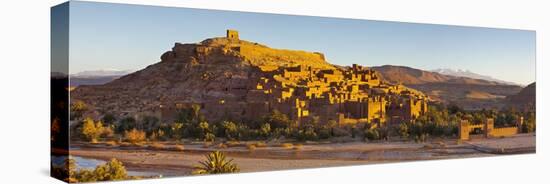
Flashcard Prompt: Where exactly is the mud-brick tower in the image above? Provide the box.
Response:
[226,29,239,41]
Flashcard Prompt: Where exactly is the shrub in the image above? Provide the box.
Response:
[523,121,536,133]
[170,122,184,140]
[271,128,287,138]
[236,124,259,141]
[221,121,239,140]
[398,123,409,139]
[116,117,137,134]
[318,126,331,139]
[101,114,117,125]
[81,118,104,142]
[70,100,87,120]
[263,110,292,128]
[149,129,166,141]
[199,121,210,132]
[141,115,160,133]
[294,126,318,141]
[332,127,351,137]
[327,119,338,136]
[414,133,429,143]
[259,123,271,138]
[303,127,318,140]
[124,129,146,144]
[204,132,216,142]
[57,158,129,182]
[523,113,536,133]
[192,151,239,175]
[89,158,128,181]
[364,128,380,141]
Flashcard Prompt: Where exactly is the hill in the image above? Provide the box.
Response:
[371,65,522,109]
[71,30,428,125]
[506,82,536,111]
[431,68,518,86]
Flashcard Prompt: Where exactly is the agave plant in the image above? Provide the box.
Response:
[192,151,239,175]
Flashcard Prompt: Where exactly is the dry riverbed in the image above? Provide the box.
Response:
[69,133,535,178]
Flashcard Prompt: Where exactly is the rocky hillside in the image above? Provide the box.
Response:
[71,34,359,118]
[371,65,523,110]
[506,82,536,111]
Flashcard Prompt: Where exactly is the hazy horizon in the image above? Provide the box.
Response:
[65,1,536,85]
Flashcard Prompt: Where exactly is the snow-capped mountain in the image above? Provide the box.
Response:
[71,69,133,78]
[431,68,519,86]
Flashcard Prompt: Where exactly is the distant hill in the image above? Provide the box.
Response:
[506,82,536,111]
[72,69,133,78]
[69,69,132,86]
[371,65,502,85]
[70,76,124,87]
[371,65,522,110]
[431,68,519,86]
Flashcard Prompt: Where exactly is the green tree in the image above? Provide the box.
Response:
[302,126,318,141]
[171,122,184,140]
[198,121,211,139]
[327,120,338,136]
[191,104,202,121]
[523,112,536,133]
[192,151,239,175]
[364,128,380,141]
[141,115,160,133]
[398,122,409,139]
[264,110,292,128]
[101,114,117,125]
[259,123,271,138]
[116,117,137,134]
[221,121,238,140]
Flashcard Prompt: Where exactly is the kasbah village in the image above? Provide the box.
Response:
[55,30,535,181]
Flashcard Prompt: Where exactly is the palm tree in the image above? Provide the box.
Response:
[192,151,239,175]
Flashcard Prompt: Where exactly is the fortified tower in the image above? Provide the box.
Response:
[226,29,239,40]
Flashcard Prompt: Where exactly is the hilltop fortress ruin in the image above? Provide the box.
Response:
[72,30,428,126]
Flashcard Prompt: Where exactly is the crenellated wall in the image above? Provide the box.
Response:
[458,118,522,141]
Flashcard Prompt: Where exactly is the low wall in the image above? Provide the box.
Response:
[458,118,519,140]
[490,127,518,137]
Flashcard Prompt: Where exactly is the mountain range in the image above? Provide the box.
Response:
[370,65,525,109]
[431,68,520,86]
[69,69,132,86]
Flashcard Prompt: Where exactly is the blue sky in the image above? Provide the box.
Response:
[66,1,535,85]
